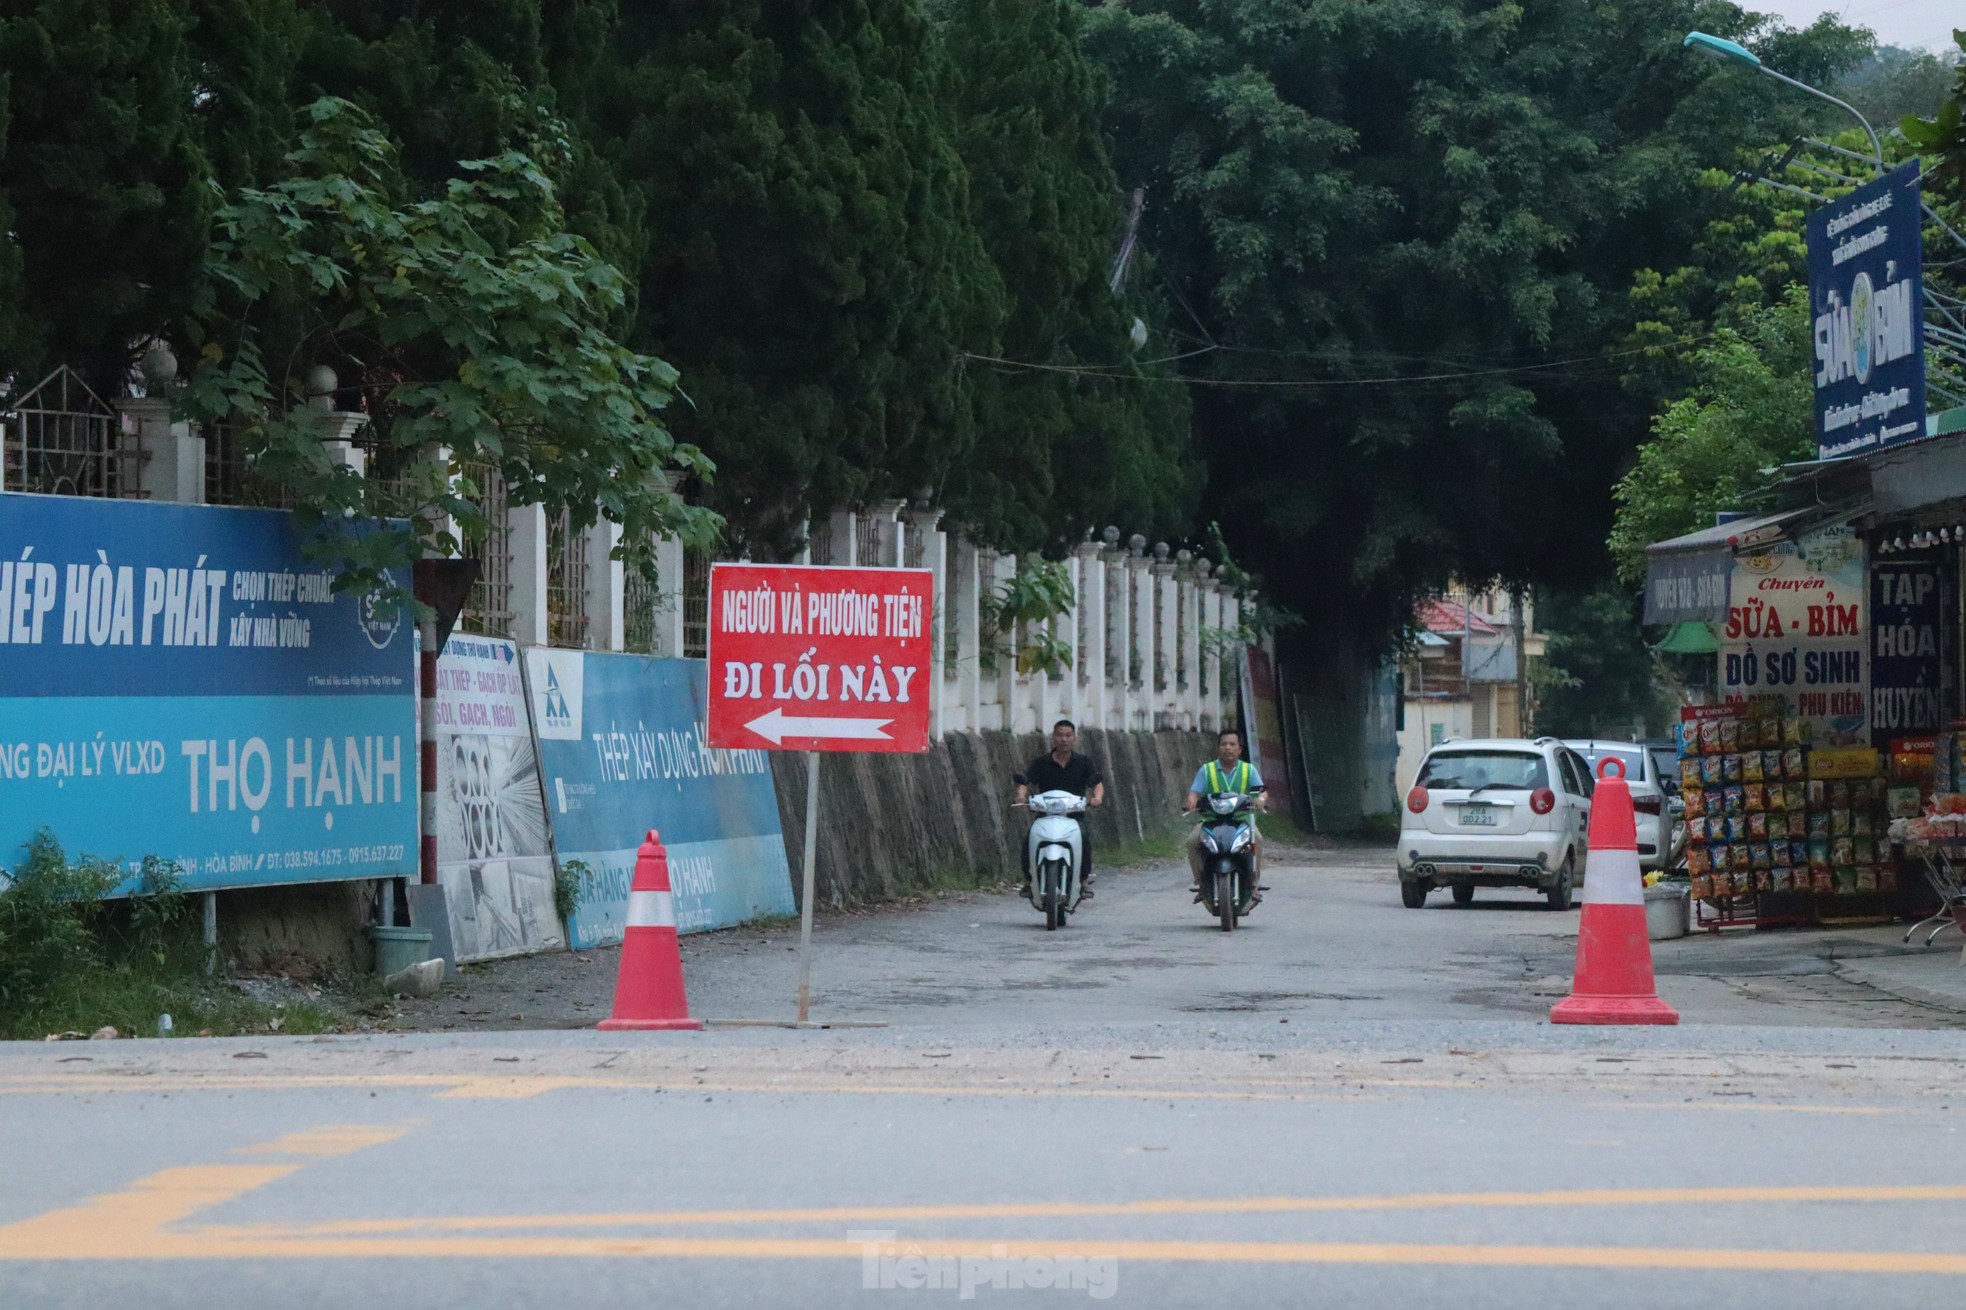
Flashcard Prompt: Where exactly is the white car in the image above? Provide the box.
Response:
[1398,738,1594,910]
[1564,739,1672,873]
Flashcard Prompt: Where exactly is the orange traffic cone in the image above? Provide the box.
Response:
[597,830,704,1031]
[1550,759,1679,1026]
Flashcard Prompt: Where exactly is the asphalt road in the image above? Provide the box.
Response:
[5,845,1966,1308]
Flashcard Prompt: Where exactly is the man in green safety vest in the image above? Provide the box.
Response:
[1183,727,1267,900]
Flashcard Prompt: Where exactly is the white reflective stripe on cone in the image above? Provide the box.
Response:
[1581,847,1643,905]
[626,889,677,929]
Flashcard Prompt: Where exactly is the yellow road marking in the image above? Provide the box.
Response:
[190,1183,1966,1239]
[0,1122,413,1260]
[233,1124,416,1156]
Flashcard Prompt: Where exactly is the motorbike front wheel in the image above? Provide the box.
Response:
[1216,869,1236,932]
[1043,863,1061,931]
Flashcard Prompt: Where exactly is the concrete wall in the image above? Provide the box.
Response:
[770,729,1211,907]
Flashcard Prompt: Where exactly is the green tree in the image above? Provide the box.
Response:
[0,2,212,386]
[180,98,718,591]
[1082,0,1866,646]
[1903,31,1966,211]
[1607,288,1816,584]
[1533,585,1664,739]
[1834,43,1959,134]
[559,1,997,556]
[933,0,1194,551]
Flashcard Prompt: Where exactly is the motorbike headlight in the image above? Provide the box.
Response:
[1209,795,1239,815]
[1231,828,1253,853]
[1200,828,1220,853]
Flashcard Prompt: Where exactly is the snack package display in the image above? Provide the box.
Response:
[1743,784,1766,813]
[1766,782,1787,812]
[1724,786,1746,816]
[1830,781,1852,809]
[1787,811,1809,839]
[1726,815,1749,842]
[1769,839,1791,866]
[1880,865,1899,893]
[1831,837,1856,867]
[1754,869,1773,893]
[1730,844,1752,871]
[1772,867,1793,893]
[1808,840,1832,874]
[1852,811,1873,837]
[1707,788,1727,817]
[1747,812,1769,840]
[1783,748,1806,778]
[1701,756,1725,786]
[1809,810,1831,839]
[1807,780,1827,809]
[1834,867,1859,895]
[1831,809,1851,837]
[1691,873,1711,898]
[1784,718,1807,747]
[1750,843,1772,870]
[1717,720,1740,753]
[1857,866,1878,893]
[1687,847,1712,876]
[1700,719,1724,756]
[1681,759,1703,791]
[1742,752,1764,783]
[1785,783,1808,812]
[1723,754,1744,783]
[1812,867,1834,894]
[1687,817,1708,843]
[1686,789,1708,818]
[1853,837,1875,864]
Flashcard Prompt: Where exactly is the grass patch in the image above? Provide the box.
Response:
[0,831,355,1041]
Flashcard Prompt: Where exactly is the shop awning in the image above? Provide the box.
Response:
[1653,621,1719,655]
[1641,508,1823,626]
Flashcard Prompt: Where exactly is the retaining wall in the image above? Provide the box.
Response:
[769,729,1211,906]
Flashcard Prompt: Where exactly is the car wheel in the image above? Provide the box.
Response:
[1400,880,1428,909]
[1546,858,1574,911]
[1451,882,1474,907]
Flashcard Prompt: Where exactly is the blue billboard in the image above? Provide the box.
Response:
[0,493,416,892]
[524,649,795,948]
[1808,160,1926,460]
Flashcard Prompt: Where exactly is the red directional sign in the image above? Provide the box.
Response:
[706,563,935,753]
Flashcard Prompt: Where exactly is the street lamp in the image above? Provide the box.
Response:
[1682,30,1882,165]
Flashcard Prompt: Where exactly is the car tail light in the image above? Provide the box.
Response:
[1530,787,1556,815]
[1633,795,1662,815]
[1406,786,1429,814]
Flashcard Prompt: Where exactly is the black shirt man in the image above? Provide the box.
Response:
[1013,718,1106,897]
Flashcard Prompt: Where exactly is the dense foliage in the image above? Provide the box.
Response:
[0,0,1903,650]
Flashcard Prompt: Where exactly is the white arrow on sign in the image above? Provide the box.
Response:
[745,708,894,745]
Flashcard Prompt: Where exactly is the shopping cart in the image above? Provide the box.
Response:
[1904,840,1966,947]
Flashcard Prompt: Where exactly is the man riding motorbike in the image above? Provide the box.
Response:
[1184,727,1266,902]
[1013,719,1105,899]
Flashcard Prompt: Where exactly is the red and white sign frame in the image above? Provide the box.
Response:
[706,563,935,754]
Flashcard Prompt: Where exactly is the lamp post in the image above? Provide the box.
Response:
[1682,31,1882,166]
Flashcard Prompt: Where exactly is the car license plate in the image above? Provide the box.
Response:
[1460,804,1496,827]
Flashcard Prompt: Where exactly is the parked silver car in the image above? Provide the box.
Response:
[1564,739,1673,872]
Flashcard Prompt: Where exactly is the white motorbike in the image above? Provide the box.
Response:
[1019,790,1087,931]
[1193,790,1261,931]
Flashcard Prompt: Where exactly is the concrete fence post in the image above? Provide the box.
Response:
[949,537,982,735]
[993,552,1020,732]
[870,499,907,567]
[1152,544,1177,730]
[1126,537,1153,732]
[120,396,205,505]
[506,503,550,647]
[585,519,625,651]
[905,506,948,739]
[828,508,859,566]
[1200,574,1223,733]
[1075,540,1105,731]
[652,534,686,657]
[1180,554,1203,731]
[1100,530,1129,730]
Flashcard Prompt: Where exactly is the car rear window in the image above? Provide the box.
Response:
[1574,745,1646,783]
[1416,751,1548,791]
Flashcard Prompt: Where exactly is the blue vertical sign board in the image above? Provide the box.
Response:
[0,493,416,891]
[1869,553,1944,745]
[1808,160,1925,460]
[523,649,795,948]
